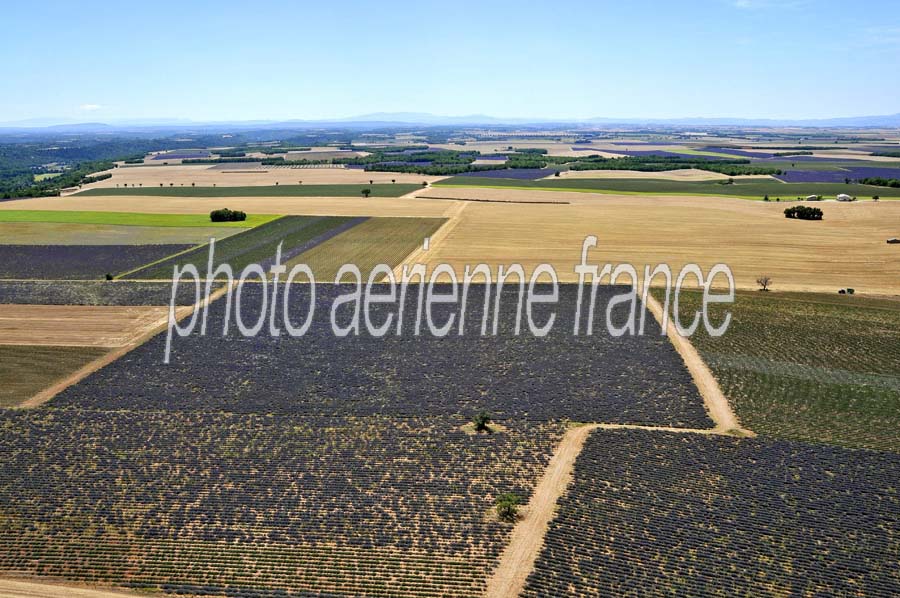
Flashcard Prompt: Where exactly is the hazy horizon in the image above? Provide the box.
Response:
[2,0,899,124]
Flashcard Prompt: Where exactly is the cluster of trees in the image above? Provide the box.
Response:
[858,177,900,188]
[784,205,824,220]
[1,160,117,199]
[210,208,247,222]
[773,151,814,157]
[564,155,781,176]
[872,151,900,158]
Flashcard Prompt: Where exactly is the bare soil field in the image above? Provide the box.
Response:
[79,165,446,191]
[0,195,452,218]
[0,222,242,245]
[810,151,900,162]
[0,305,176,347]
[406,190,900,294]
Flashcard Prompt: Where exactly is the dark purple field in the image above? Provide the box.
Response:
[776,167,900,183]
[607,149,722,160]
[0,245,192,280]
[453,168,552,180]
[374,160,435,167]
[704,147,775,158]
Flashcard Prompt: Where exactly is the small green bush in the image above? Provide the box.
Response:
[473,410,492,433]
[496,493,521,522]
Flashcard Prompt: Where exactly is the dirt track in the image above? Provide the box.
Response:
[485,423,598,598]
[0,579,141,598]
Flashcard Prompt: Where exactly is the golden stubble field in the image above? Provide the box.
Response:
[0,305,182,347]
[410,190,900,294]
[3,188,898,294]
[76,164,447,191]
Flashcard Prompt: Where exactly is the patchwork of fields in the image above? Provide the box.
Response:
[1,133,899,598]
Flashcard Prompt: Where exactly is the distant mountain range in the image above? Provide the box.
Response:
[2,112,900,132]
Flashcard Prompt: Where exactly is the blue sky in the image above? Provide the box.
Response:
[2,0,899,123]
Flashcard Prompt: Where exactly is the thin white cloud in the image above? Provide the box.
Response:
[731,0,810,8]
[79,104,102,111]
[861,26,900,46]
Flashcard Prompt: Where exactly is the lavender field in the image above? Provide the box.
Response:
[776,166,900,183]
[453,168,553,180]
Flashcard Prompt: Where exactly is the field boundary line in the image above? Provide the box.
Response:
[0,577,144,598]
[389,203,468,280]
[485,423,599,598]
[15,283,233,410]
[417,195,570,205]
[640,287,752,436]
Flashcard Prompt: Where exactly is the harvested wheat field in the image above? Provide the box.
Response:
[0,195,452,218]
[0,305,183,347]
[409,191,900,294]
[78,165,446,191]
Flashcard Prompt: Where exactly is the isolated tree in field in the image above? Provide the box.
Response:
[495,494,521,522]
[170,183,174,187]
[422,181,428,188]
[361,188,371,198]
[160,183,163,187]
[369,179,374,185]
[473,411,492,433]
[191,182,195,187]
[756,276,772,292]
[391,179,396,184]
[763,194,769,201]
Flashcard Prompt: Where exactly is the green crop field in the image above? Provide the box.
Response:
[76,184,420,198]
[0,345,108,407]
[124,215,358,279]
[657,289,900,451]
[0,210,276,228]
[33,173,62,182]
[285,217,447,281]
[436,176,900,199]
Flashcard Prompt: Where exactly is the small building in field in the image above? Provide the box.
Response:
[837,193,854,202]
